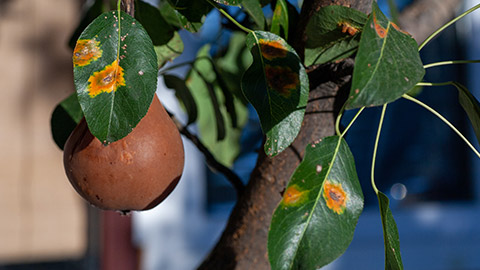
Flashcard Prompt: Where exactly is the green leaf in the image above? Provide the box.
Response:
[187,47,249,166]
[167,0,211,27]
[50,93,84,150]
[212,66,239,128]
[159,1,203,32]
[346,2,424,109]
[163,74,198,125]
[155,31,184,68]
[455,82,480,145]
[190,65,226,141]
[268,136,364,270]
[270,0,289,39]
[377,191,403,270]
[213,0,242,6]
[135,0,174,46]
[242,0,266,29]
[215,32,251,104]
[305,5,367,66]
[73,11,158,143]
[242,31,308,157]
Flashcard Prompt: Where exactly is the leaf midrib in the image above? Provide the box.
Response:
[355,21,391,105]
[286,136,344,270]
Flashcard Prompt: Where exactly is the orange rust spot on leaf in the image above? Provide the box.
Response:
[282,185,307,206]
[87,60,126,97]
[73,39,102,67]
[373,13,388,38]
[323,180,347,214]
[265,65,299,97]
[338,21,360,36]
[259,39,288,60]
[391,22,411,36]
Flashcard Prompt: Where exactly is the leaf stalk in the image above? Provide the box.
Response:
[402,94,480,159]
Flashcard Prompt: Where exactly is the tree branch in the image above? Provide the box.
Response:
[166,111,245,198]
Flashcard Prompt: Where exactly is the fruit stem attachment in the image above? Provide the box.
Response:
[167,110,245,197]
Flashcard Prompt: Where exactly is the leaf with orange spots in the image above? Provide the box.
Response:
[73,10,157,143]
[242,31,308,157]
[305,5,367,66]
[268,136,364,270]
[346,2,424,109]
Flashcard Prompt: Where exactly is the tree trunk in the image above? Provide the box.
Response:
[197,0,462,269]
[197,3,370,269]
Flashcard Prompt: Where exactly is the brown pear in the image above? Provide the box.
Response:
[63,95,184,211]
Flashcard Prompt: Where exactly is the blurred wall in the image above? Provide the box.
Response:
[0,0,86,263]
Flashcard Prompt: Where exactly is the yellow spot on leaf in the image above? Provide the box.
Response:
[73,39,102,67]
[259,39,288,60]
[338,21,360,36]
[265,65,299,97]
[373,13,388,38]
[323,180,347,214]
[273,3,283,17]
[282,185,307,206]
[87,60,125,98]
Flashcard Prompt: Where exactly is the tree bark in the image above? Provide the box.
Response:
[198,58,354,270]
[398,0,463,44]
[197,3,368,269]
[197,0,462,269]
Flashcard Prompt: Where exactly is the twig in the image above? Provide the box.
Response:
[121,0,135,16]
[166,110,245,198]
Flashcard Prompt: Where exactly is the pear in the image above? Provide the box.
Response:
[63,95,184,211]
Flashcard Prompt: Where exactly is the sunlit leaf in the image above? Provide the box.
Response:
[212,65,238,128]
[455,82,480,145]
[135,0,174,46]
[73,11,157,143]
[346,2,424,109]
[242,31,308,157]
[268,136,364,270]
[377,191,403,270]
[270,0,289,39]
[305,5,367,66]
[215,32,251,104]
[187,46,248,166]
[51,93,83,150]
[242,0,265,29]
[192,68,226,141]
[155,31,184,68]
[163,74,198,125]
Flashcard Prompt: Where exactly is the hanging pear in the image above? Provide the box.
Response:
[63,95,184,211]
